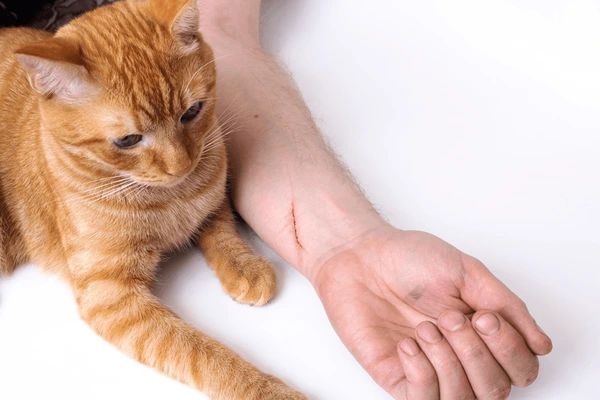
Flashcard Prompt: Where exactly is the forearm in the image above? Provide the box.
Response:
[227,55,383,277]
[199,2,385,281]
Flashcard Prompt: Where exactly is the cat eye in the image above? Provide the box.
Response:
[180,101,204,124]
[113,134,143,149]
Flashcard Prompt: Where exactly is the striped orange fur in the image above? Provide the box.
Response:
[0,0,304,398]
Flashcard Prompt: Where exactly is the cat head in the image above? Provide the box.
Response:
[14,0,217,187]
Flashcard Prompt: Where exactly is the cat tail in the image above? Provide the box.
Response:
[73,276,304,400]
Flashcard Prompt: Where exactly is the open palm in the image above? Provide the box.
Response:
[314,228,552,399]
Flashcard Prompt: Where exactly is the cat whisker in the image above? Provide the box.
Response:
[64,176,136,205]
[101,180,137,200]
[127,183,149,200]
[78,176,130,195]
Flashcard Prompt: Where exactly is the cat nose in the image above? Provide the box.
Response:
[165,156,192,177]
[163,144,192,177]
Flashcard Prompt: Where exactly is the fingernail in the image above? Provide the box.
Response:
[439,311,466,332]
[416,322,443,343]
[400,338,420,356]
[474,313,500,335]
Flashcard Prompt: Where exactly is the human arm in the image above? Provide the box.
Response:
[196,1,552,398]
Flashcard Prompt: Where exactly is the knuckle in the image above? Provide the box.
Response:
[498,340,523,360]
[461,344,486,361]
[412,367,437,386]
[472,257,489,271]
[485,379,512,400]
[515,299,528,312]
[514,360,540,387]
[455,391,476,400]
[434,356,461,373]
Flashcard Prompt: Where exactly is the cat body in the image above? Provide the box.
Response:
[0,27,223,277]
[0,1,304,399]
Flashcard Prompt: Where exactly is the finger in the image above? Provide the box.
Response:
[472,311,539,387]
[398,338,439,400]
[415,321,475,400]
[461,256,553,355]
[438,310,512,400]
[499,297,552,356]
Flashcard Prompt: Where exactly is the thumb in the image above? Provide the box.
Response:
[459,255,552,356]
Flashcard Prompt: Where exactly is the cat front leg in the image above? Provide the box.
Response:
[0,206,27,275]
[197,202,277,306]
[69,248,305,400]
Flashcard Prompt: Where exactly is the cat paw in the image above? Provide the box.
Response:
[218,256,276,306]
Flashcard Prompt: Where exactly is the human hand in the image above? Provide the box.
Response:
[313,226,552,399]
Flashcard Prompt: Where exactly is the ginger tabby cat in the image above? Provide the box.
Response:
[0,0,305,398]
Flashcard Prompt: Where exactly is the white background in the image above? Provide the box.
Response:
[1,1,599,399]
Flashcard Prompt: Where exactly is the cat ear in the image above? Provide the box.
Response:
[149,0,201,54]
[15,38,98,103]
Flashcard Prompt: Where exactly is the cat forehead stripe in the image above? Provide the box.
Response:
[72,7,182,121]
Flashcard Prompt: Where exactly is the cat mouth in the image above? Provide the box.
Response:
[130,152,204,189]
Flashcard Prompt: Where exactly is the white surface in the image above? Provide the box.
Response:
[1,1,599,399]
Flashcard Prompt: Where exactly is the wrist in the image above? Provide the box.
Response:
[292,191,390,285]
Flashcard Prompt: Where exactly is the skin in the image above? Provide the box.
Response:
[196,0,553,398]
